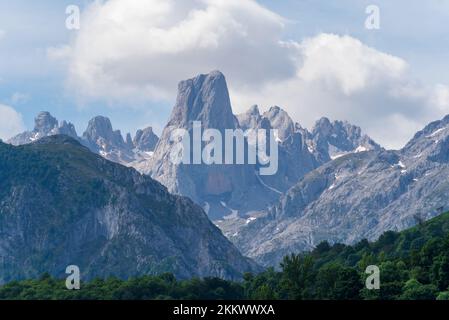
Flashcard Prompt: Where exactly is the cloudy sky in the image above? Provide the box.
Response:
[0,0,448,149]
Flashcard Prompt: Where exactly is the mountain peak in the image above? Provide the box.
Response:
[168,70,236,129]
[9,112,159,165]
[313,117,331,129]
[8,112,78,146]
[402,113,449,160]
[133,127,159,152]
[236,105,262,130]
[268,106,281,113]
[34,111,58,134]
[310,117,380,161]
[248,105,260,116]
[82,116,130,161]
[83,116,126,147]
[84,116,114,138]
[205,69,225,79]
[263,106,295,140]
[408,114,449,143]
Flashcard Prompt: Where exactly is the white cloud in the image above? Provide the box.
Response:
[231,34,449,149]
[0,104,25,141]
[298,34,407,95]
[64,0,294,102]
[0,29,5,39]
[59,0,449,149]
[431,84,449,110]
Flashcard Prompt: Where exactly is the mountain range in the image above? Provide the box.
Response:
[231,114,449,266]
[8,112,160,166]
[8,71,379,222]
[6,70,449,271]
[0,135,258,283]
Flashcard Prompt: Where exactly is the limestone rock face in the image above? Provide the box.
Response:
[83,116,135,164]
[133,127,159,152]
[232,114,449,267]
[145,71,276,220]
[308,117,381,163]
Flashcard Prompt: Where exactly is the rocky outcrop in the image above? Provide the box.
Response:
[8,112,78,145]
[133,127,159,152]
[308,117,381,163]
[82,116,136,164]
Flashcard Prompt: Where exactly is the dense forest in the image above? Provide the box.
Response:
[2,212,449,300]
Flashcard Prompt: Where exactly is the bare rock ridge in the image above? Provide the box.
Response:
[232,112,449,266]
[236,105,262,131]
[309,117,380,162]
[133,127,159,152]
[8,112,160,165]
[34,111,58,134]
[8,111,78,145]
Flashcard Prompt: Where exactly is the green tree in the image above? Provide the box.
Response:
[431,254,449,291]
[316,263,362,300]
[280,254,315,299]
[436,291,449,300]
[400,279,437,300]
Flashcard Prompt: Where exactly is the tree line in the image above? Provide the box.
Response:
[2,212,449,300]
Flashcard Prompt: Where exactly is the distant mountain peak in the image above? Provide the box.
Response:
[402,113,449,162]
[34,111,58,134]
[248,105,260,116]
[83,116,115,141]
[263,106,295,141]
[7,112,160,166]
[8,111,78,146]
[168,70,237,130]
[133,127,159,152]
[236,105,262,130]
[82,115,137,163]
[310,116,380,161]
[407,114,449,143]
[312,117,332,133]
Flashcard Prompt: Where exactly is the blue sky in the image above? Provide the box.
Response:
[258,0,449,84]
[0,0,448,149]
